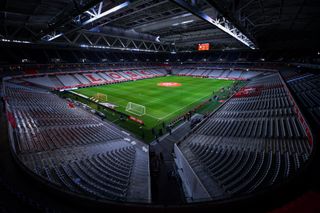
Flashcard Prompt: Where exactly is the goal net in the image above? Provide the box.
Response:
[126,102,146,116]
[92,93,107,102]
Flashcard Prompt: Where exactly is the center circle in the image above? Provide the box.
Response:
[157,82,182,87]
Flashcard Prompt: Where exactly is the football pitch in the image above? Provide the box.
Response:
[74,76,235,129]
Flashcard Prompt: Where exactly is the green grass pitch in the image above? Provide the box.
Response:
[75,76,235,129]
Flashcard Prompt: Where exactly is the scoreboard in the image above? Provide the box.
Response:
[198,43,210,51]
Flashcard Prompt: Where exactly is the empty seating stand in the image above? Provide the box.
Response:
[282,70,320,125]
[4,83,151,203]
[18,68,167,89]
[176,74,312,201]
[173,67,263,80]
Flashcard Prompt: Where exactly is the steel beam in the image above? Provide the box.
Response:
[171,0,256,49]
[43,30,170,52]
[79,1,130,26]
[38,0,103,40]
[41,31,63,41]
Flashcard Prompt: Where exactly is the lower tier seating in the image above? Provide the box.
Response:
[4,83,151,203]
[176,74,312,201]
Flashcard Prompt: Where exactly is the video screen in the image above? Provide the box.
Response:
[198,43,210,51]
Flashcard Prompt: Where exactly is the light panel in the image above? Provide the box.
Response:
[82,1,130,25]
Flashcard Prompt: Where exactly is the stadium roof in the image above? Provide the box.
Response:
[0,0,319,51]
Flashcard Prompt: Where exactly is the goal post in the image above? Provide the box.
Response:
[126,102,146,116]
[93,93,107,102]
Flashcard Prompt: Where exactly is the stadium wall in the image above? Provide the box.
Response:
[174,144,211,201]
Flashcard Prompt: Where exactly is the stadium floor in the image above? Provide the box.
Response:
[75,76,235,128]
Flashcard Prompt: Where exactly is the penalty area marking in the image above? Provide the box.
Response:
[145,91,212,121]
